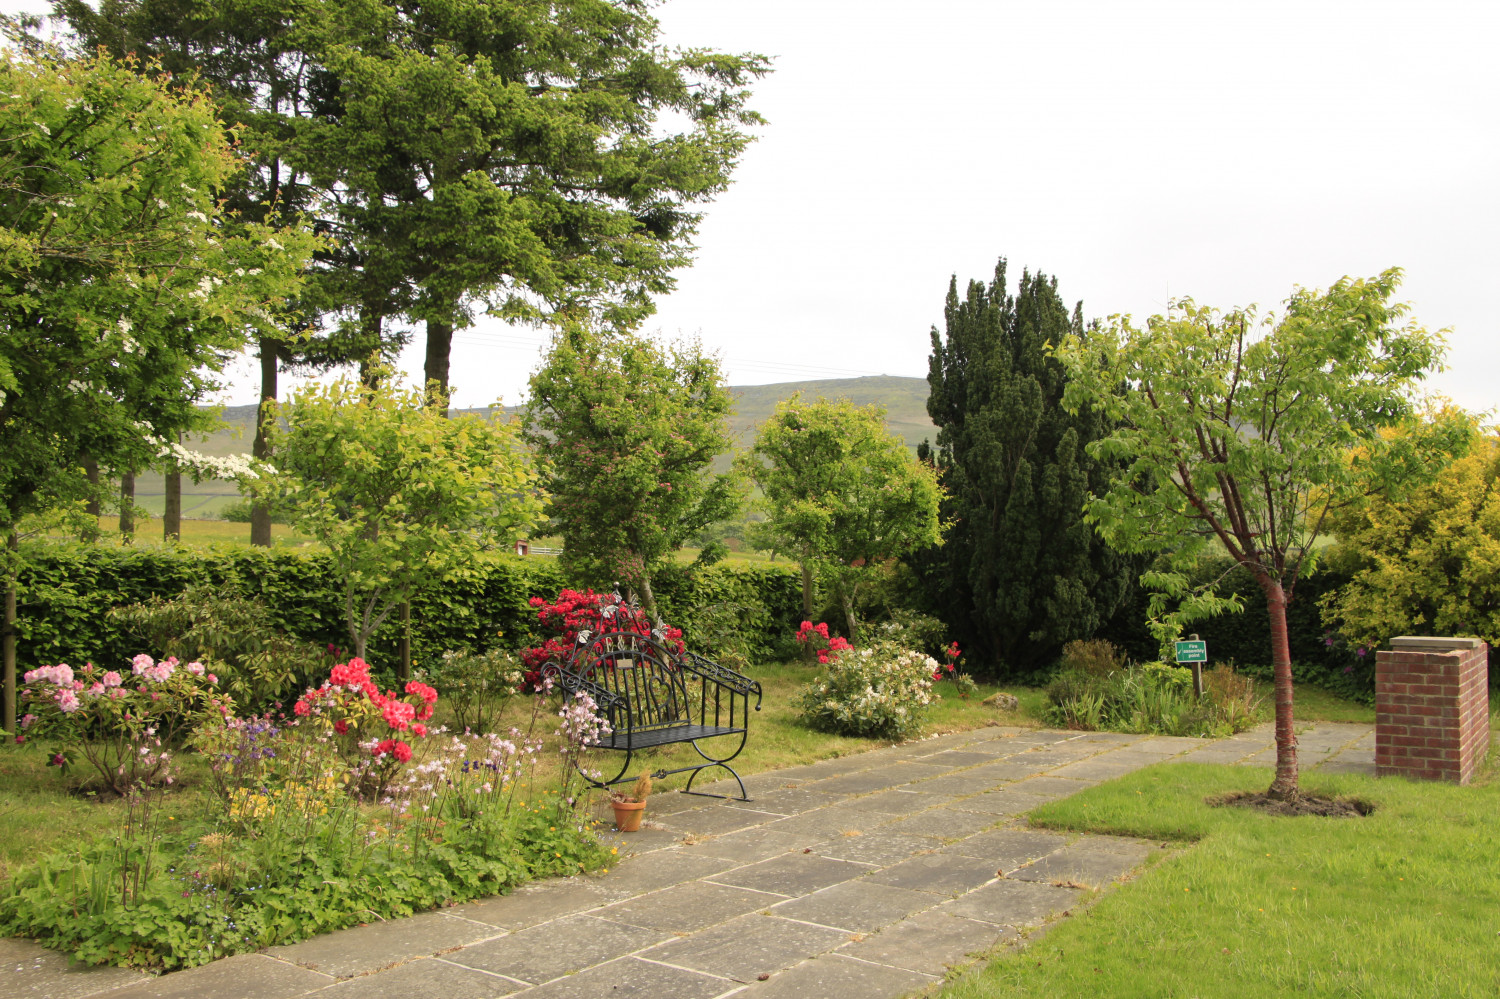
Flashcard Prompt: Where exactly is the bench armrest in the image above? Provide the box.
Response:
[677,650,763,710]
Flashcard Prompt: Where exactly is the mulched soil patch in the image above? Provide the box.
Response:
[1207,791,1374,818]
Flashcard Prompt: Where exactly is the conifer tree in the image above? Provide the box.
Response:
[921,259,1132,674]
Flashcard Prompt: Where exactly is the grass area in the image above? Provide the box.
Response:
[69,516,314,548]
[1269,681,1375,724]
[937,746,1500,998]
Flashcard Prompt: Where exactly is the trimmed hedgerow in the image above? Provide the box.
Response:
[13,543,806,676]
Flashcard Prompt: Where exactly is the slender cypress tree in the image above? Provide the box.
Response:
[921,259,1132,674]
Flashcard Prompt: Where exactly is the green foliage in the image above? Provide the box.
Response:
[12,543,814,676]
[414,648,524,735]
[107,585,331,712]
[0,38,315,532]
[921,260,1134,675]
[524,327,741,613]
[1322,431,1500,652]
[739,394,941,642]
[1045,662,1262,737]
[1056,269,1465,794]
[256,375,543,659]
[796,641,941,741]
[1058,637,1127,676]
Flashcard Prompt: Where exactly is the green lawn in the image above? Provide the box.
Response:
[937,744,1500,998]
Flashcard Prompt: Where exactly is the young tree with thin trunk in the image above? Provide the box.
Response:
[739,396,942,644]
[256,375,543,662]
[1054,268,1468,800]
[523,327,739,616]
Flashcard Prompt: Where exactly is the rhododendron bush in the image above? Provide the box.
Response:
[520,588,683,691]
[795,637,940,741]
[290,657,438,795]
[19,655,232,794]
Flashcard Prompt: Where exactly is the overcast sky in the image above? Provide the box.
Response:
[10,0,1500,413]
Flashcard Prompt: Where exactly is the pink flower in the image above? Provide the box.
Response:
[19,713,36,729]
[55,690,80,713]
[207,674,218,684]
[186,661,205,676]
[101,671,122,687]
[334,720,349,735]
[411,723,427,738]
[89,683,105,695]
[108,688,127,700]
[131,654,154,675]
[392,741,412,762]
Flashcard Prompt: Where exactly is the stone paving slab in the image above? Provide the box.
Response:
[835,908,1014,977]
[863,853,1001,896]
[661,806,786,837]
[308,958,525,999]
[98,955,332,999]
[268,911,495,979]
[838,788,956,814]
[507,957,734,999]
[760,804,881,840]
[591,851,740,899]
[737,953,936,998]
[948,789,1061,815]
[768,880,940,932]
[446,914,667,985]
[1,937,151,999]
[642,913,848,983]
[723,788,846,815]
[1008,843,1151,889]
[684,827,811,864]
[811,831,936,867]
[880,806,999,840]
[444,880,614,929]
[594,881,786,933]
[706,853,872,897]
[939,879,1085,929]
[940,828,1071,870]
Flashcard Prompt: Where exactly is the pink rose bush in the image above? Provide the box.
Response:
[20,655,232,794]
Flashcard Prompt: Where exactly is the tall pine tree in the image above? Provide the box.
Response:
[921,259,1132,675]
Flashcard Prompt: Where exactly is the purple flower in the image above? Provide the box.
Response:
[1355,646,1367,657]
[1324,637,1335,647]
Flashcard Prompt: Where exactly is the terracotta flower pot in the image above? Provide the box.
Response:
[611,798,646,832]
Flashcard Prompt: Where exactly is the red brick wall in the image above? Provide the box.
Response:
[1375,639,1489,784]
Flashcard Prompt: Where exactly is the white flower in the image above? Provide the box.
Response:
[36,122,49,135]
[155,198,168,210]
[67,379,88,393]
[247,268,262,276]
[186,210,209,223]
[264,237,283,251]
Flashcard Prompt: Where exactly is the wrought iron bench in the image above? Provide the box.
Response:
[542,629,763,801]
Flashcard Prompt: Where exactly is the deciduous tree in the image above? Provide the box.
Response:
[523,327,738,615]
[740,395,941,643]
[1054,269,1468,799]
[0,36,314,731]
[255,375,543,665]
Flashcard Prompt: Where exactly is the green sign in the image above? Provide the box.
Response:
[1174,640,1208,664]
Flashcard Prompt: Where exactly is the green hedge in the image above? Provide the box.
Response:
[14,543,805,676]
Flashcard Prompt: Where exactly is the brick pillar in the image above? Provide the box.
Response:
[1375,636,1490,784]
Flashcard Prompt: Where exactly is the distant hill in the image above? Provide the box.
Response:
[129,376,936,519]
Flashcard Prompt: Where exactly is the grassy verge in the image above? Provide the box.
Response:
[938,746,1500,998]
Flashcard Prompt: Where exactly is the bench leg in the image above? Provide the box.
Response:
[680,760,750,802]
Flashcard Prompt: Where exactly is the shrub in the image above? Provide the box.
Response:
[19,656,233,794]
[289,658,438,797]
[796,639,940,741]
[520,588,683,691]
[107,584,333,712]
[1058,638,1126,676]
[1044,660,1263,738]
[415,647,525,734]
[794,620,852,665]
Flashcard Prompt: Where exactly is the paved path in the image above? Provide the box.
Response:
[4,721,1374,999]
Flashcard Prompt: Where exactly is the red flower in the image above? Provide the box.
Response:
[392,740,412,762]
[333,720,349,735]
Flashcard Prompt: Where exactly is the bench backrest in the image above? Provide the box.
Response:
[570,631,689,733]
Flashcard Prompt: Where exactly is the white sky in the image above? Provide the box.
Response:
[10,0,1500,413]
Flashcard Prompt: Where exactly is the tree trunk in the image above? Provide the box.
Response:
[358,303,385,389]
[119,469,135,545]
[3,531,16,735]
[251,338,278,547]
[636,573,657,620]
[837,576,858,646]
[82,454,101,541]
[398,598,412,682]
[1262,576,1299,800]
[424,318,453,411]
[800,561,816,662]
[163,441,182,542]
